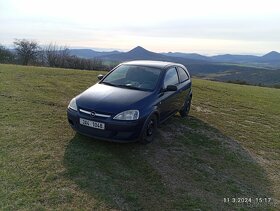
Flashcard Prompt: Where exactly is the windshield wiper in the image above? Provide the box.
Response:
[101,81,118,87]
[102,82,146,91]
[116,84,143,90]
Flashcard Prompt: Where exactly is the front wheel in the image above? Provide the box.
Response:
[180,96,192,117]
[139,114,158,144]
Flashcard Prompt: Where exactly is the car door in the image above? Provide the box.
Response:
[176,66,191,108]
[158,67,180,122]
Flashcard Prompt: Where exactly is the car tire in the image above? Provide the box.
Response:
[180,96,192,117]
[139,114,158,144]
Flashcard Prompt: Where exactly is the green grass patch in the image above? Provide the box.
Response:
[0,64,279,210]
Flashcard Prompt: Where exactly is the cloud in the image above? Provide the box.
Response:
[0,0,280,54]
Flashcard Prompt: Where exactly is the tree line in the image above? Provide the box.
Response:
[0,39,114,71]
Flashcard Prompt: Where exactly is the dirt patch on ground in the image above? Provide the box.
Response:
[193,106,213,114]
[145,116,273,209]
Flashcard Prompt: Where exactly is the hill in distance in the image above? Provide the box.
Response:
[69,49,121,59]
[164,50,280,67]
[210,51,280,67]
[259,51,280,61]
[68,46,280,86]
[210,54,259,62]
[162,52,210,61]
[97,46,167,61]
[96,46,209,65]
[71,46,280,68]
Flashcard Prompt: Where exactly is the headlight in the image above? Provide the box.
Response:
[68,98,77,111]
[114,110,139,120]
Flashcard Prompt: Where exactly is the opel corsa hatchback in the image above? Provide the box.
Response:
[67,60,192,144]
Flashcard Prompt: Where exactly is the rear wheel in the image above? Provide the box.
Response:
[180,96,192,117]
[139,114,157,144]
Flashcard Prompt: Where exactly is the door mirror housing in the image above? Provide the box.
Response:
[97,74,104,80]
[165,85,177,92]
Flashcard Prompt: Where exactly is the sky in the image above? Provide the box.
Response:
[0,0,280,55]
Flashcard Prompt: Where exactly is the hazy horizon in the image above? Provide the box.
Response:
[1,0,280,55]
[2,43,277,57]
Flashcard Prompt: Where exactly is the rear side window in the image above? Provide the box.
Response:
[164,67,179,88]
[177,67,189,82]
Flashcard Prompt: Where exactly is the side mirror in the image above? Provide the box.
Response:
[97,74,104,80]
[165,85,177,92]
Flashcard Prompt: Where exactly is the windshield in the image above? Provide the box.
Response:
[102,65,161,91]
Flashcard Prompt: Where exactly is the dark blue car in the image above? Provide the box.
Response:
[67,60,192,143]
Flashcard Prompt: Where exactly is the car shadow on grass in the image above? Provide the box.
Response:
[63,115,273,210]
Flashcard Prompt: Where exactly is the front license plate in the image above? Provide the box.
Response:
[80,118,105,130]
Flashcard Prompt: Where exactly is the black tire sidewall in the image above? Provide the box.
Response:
[139,114,157,144]
[180,97,192,117]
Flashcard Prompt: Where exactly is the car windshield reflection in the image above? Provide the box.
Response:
[102,65,161,91]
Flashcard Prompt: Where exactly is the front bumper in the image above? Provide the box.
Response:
[67,108,146,142]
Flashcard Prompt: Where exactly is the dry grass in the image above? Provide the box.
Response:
[0,64,279,210]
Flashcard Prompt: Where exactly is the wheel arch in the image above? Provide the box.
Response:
[139,109,159,136]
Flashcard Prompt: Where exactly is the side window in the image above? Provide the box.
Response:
[164,67,179,88]
[177,67,189,82]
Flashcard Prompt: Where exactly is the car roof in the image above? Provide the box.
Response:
[122,60,184,69]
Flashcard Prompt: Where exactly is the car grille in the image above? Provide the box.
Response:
[78,108,111,119]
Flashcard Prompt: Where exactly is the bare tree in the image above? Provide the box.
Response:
[44,42,107,70]
[2,40,109,70]
[0,44,15,63]
[14,39,40,65]
[45,43,70,67]
[45,43,58,67]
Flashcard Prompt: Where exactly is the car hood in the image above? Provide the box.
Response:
[76,83,152,114]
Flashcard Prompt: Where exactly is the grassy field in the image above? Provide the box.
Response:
[0,64,279,210]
